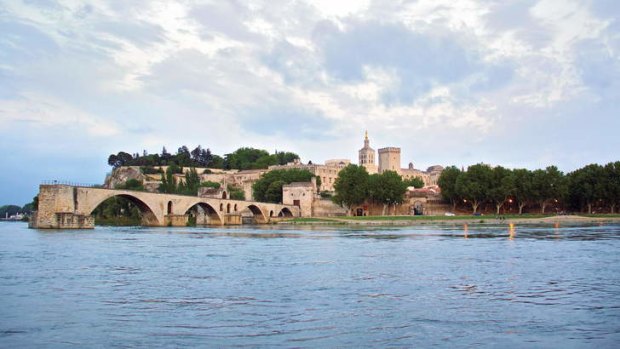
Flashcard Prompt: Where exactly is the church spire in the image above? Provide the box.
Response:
[364,130,369,147]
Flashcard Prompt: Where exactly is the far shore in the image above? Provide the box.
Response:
[279,214,620,226]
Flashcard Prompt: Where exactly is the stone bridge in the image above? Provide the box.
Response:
[29,184,300,229]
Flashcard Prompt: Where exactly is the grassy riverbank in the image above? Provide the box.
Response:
[281,214,620,226]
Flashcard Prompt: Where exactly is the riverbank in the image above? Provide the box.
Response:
[280,214,620,226]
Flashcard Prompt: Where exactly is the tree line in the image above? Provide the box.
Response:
[438,162,620,214]
[331,165,424,215]
[0,203,34,218]
[108,146,300,171]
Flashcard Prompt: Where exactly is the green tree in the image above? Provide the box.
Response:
[437,166,461,212]
[332,165,369,215]
[227,185,245,200]
[532,166,567,214]
[488,166,514,215]
[603,162,620,213]
[368,171,408,215]
[265,180,286,203]
[225,147,271,170]
[0,205,22,218]
[455,164,492,214]
[403,176,424,188]
[200,181,221,189]
[177,168,201,195]
[568,164,605,214]
[115,178,144,191]
[512,168,534,214]
[253,168,316,203]
[159,167,178,194]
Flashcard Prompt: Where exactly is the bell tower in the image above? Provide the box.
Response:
[358,131,378,174]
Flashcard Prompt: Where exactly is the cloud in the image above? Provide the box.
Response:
[316,20,513,104]
[0,0,618,204]
[0,93,121,137]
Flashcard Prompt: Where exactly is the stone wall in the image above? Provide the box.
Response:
[312,199,348,217]
[283,183,314,217]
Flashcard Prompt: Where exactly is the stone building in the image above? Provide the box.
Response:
[283,179,349,217]
[378,147,401,173]
[282,181,315,217]
[268,159,348,192]
[358,131,378,174]
[357,132,444,187]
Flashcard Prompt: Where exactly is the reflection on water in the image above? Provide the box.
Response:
[1,222,620,348]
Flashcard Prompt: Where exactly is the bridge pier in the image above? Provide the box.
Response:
[29,211,95,229]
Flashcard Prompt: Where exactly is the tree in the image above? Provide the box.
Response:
[488,166,513,215]
[107,151,133,168]
[225,147,271,170]
[159,167,177,194]
[200,181,221,189]
[332,165,369,215]
[532,166,567,214]
[437,166,461,212]
[455,164,492,214]
[568,164,605,214]
[603,162,620,213]
[274,151,300,165]
[191,146,203,164]
[253,168,316,203]
[177,168,201,195]
[403,176,424,189]
[227,185,245,200]
[115,179,144,191]
[368,171,407,215]
[512,168,534,214]
[0,205,22,218]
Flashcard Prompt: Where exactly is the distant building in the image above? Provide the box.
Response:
[358,132,444,186]
[378,147,401,173]
[268,159,349,192]
[282,181,316,217]
[358,130,378,174]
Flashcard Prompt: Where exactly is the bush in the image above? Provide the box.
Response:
[140,166,162,174]
[200,181,221,189]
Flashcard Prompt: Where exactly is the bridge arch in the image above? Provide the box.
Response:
[87,192,161,226]
[184,202,222,225]
[278,207,294,217]
[245,204,267,224]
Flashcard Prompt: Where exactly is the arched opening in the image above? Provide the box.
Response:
[234,204,238,212]
[222,191,227,199]
[269,210,274,217]
[227,203,231,213]
[220,203,223,211]
[185,202,222,225]
[90,194,160,226]
[413,201,424,216]
[243,204,267,224]
[167,201,173,215]
[278,208,293,217]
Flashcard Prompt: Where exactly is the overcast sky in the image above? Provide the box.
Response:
[1,0,619,205]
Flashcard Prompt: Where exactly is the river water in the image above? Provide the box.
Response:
[1,221,619,348]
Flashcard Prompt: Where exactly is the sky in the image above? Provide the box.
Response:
[1,0,619,205]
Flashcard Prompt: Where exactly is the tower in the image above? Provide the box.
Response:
[378,147,401,174]
[358,131,378,174]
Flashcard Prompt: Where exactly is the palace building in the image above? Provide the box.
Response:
[358,132,443,186]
